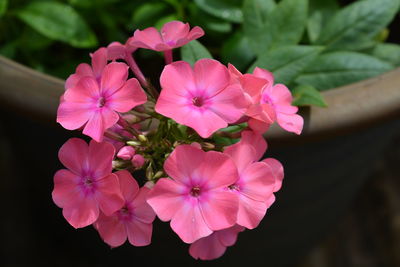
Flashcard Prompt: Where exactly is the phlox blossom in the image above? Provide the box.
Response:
[129,21,204,51]
[52,138,124,228]
[155,59,247,138]
[146,145,239,243]
[94,170,156,247]
[57,62,147,142]
[229,64,303,135]
[189,225,245,260]
[224,131,278,229]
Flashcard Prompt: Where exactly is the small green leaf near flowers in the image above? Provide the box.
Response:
[292,85,327,107]
[181,40,213,65]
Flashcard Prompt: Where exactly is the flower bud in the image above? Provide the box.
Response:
[127,140,141,146]
[117,146,135,160]
[131,154,145,168]
[138,134,147,143]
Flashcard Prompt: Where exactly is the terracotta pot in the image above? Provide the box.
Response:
[1,55,400,266]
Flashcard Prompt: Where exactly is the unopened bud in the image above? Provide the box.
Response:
[138,135,147,143]
[131,154,145,168]
[146,164,154,180]
[117,146,135,160]
[127,140,141,146]
[153,171,164,179]
[202,142,215,150]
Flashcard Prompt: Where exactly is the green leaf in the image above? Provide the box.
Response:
[249,45,323,85]
[194,0,243,23]
[295,51,394,91]
[131,2,169,29]
[368,43,400,67]
[242,0,276,54]
[292,84,327,107]
[221,31,255,71]
[243,0,308,55]
[316,0,400,51]
[307,0,339,43]
[188,3,232,33]
[181,40,213,65]
[17,2,97,48]
[0,0,7,18]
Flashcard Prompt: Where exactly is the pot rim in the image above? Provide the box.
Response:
[1,55,399,142]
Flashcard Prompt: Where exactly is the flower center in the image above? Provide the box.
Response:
[228,184,240,191]
[262,94,273,106]
[192,97,204,107]
[97,97,106,108]
[83,177,94,187]
[190,186,201,197]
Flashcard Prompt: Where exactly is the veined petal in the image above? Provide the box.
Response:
[58,138,88,175]
[194,59,229,97]
[109,78,147,113]
[101,62,129,96]
[126,220,153,246]
[88,139,115,178]
[95,173,124,216]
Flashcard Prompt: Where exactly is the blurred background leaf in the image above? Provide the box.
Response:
[16,1,98,48]
[180,40,213,65]
[295,51,394,90]
[0,0,7,18]
[292,84,327,107]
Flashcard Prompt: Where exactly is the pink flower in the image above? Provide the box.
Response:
[155,59,247,138]
[129,21,204,51]
[52,138,124,228]
[189,225,245,260]
[224,130,277,229]
[146,145,239,243]
[94,170,156,247]
[229,64,303,135]
[57,62,147,142]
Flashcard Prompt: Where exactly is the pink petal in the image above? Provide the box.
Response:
[228,63,243,82]
[95,213,127,247]
[277,112,304,135]
[267,84,293,106]
[58,138,88,175]
[91,47,108,79]
[83,108,119,142]
[126,220,153,246]
[163,145,205,185]
[131,27,163,50]
[160,21,190,45]
[171,203,212,243]
[224,140,257,173]
[237,195,268,229]
[186,26,205,41]
[101,62,129,96]
[240,74,268,102]
[262,158,284,192]
[189,233,227,260]
[95,173,124,216]
[64,77,100,103]
[240,162,275,202]
[62,196,99,229]
[266,194,276,208]
[248,118,271,134]
[241,130,267,161]
[52,169,81,208]
[199,190,238,231]
[88,140,115,178]
[209,83,247,123]
[65,62,94,90]
[200,151,239,189]
[184,108,229,138]
[131,187,156,224]
[57,101,92,131]
[194,59,230,97]
[253,67,274,84]
[146,178,186,221]
[107,42,126,61]
[159,61,196,97]
[115,170,139,202]
[108,78,147,113]
[217,225,245,246]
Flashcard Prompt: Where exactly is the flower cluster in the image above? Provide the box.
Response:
[53,21,303,260]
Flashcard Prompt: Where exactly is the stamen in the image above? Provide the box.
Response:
[192,97,204,107]
[190,186,201,197]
